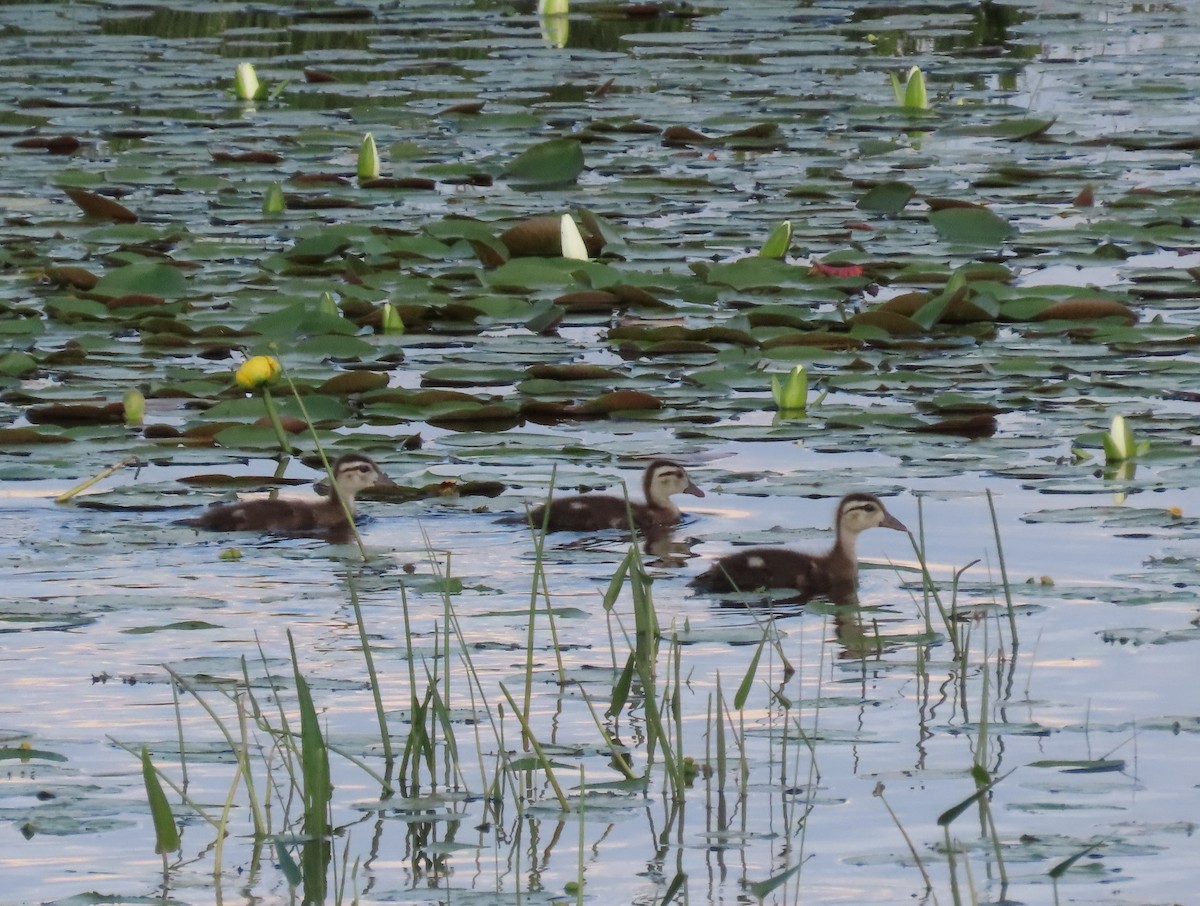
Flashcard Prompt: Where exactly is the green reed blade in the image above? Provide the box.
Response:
[140,746,181,855]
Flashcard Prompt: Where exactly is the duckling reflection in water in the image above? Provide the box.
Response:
[179,453,395,540]
[502,460,704,535]
[689,493,907,604]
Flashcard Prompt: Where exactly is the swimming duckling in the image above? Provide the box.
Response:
[689,493,906,603]
[180,453,395,537]
[508,460,704,534]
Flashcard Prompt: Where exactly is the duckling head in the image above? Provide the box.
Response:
[837,493,907,536]
[331,454,396,501]
[644,460,705,506]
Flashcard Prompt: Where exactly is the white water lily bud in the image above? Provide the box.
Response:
[560,214,589,260]
[358,132,380,180]
[771,365,808,413]
[235,62,260,101]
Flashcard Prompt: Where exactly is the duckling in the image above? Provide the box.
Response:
[508,460,704,534]
[180,453,395,537]
[689,493,906,603]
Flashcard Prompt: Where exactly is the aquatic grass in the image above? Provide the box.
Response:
[1049,837,1107,904]
[873,781,936,898]
[110,737,221,830]
[936,770,1011,906]
[170,680,188,790]
[274,356,370,561]
[343,570,394,778]
[498,681,570,810]
[972,620,1009,894]
[415,526,512,807]
[140,745,181,872]
[516,467,566,743]
[985,490,1019,650]
[161,665,268,836]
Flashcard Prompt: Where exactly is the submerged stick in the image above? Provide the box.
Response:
[55,456,139,503]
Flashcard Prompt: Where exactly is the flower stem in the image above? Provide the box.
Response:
[260,386,295,456]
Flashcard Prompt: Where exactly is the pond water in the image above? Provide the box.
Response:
[2,1,1199,905]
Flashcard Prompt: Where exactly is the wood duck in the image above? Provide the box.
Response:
[180,453,395,537]
[507,460,704,534]
[689,493,906,603]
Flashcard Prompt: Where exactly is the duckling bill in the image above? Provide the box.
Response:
[179,453,394,538]
[689,493,906,603]
[505,460,704,534]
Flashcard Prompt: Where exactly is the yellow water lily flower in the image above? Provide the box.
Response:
[236,355,281,390]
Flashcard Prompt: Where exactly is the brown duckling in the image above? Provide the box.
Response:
[689,493,906,603]
[180,453,395,537]
[509,460,704,534]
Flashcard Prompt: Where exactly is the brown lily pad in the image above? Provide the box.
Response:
[318,371,390,396]
[45,266,99,290]
[565,390,663,415]
[879,291,996,324]
[435,100,485,115]
[0,427,71,445]
[524,364,623,381]
[760,331,863,351]
[63,187,137,223]
[211,150,284,164]
[850,310,926,336]
[610,285,669,309]
[499,215,603,259]
[254,415,308,433]
[1034,298,1137,324]
[554,290,623,310]
[662,125,712,146]
[26,402,125,425]
[360,177,437,190]
[289,173,352,186]
[178,474,310,488]
[924,196,988,212]
[909,415,998,438]
[15,135,81,154]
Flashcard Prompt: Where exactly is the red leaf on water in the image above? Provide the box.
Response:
[809,262,864,278]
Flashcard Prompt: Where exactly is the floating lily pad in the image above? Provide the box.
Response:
[929,207,1015,245]
[503,138,585,188]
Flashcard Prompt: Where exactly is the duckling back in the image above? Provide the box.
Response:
[502,460,703,534]
[181,497,344,533]
[179,453,393,538]
[688,547,838,601]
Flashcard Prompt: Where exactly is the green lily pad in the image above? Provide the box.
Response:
[857,181,915,214]
[503,138,585,188]
[92,262,187,299]
[929,207,1015,245]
